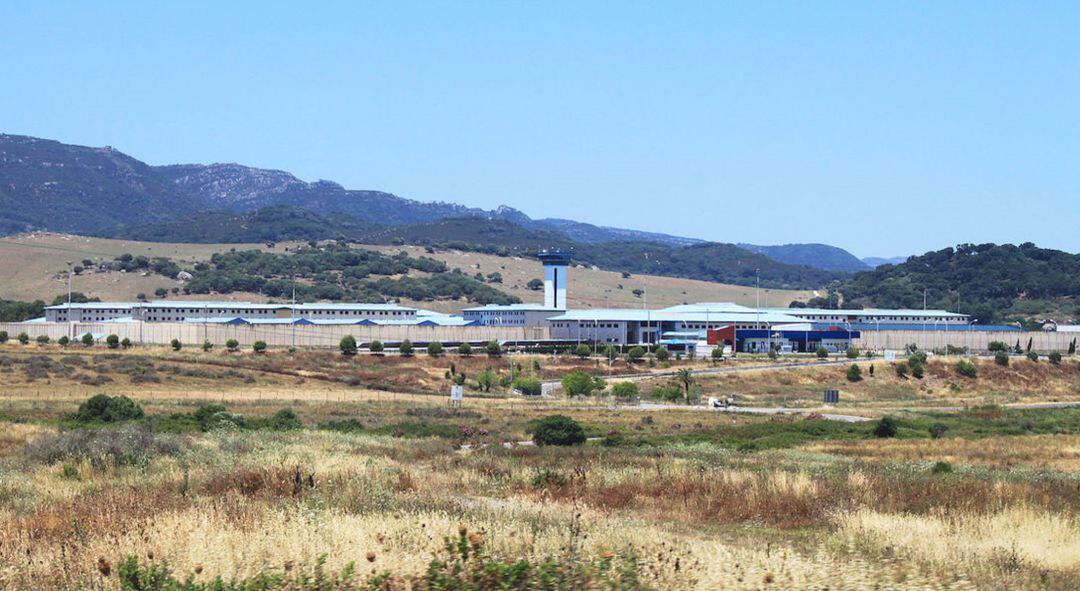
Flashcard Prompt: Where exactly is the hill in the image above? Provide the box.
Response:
[97,205,382,243]
[862,256,907,268]
[738,243,870,273]
[837,243,1080,324]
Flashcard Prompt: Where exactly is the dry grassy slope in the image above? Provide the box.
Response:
[0,234,813,310]
[365,245,814,311]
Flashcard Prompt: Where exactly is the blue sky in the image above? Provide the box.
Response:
[2,1,1078,257]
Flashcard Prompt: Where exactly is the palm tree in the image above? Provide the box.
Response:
[675,368,695,405]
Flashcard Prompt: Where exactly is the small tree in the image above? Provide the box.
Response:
[170,339,182,352]
[994,351,1009,366]
[988,341,1009,353]
[895,362,909,378]
[573,343,592,359]
[531,415,586,446]
[512,376,542,396]
[526,278,544,291]
[1026,337,1033,353]
[846,347,860,359]
[562,370,604,397]
[36,334,50,345]
[1069,338,1077,355]
[627,346,646,362]
[654,346,670,362]
[457,342,473,357]
[18,332,30,345]
[675,368,694,404]
[1026,350,1038,362]
[910,361,925,379]
[399,339,414,357]
[873,416,898,438]
[427,341,444,357]
[253,340,267,354]
[955,359,978,378]
[106,334,120,349]
[369,340,384,354]
[58,335,70,347]
[610,381,640,400]
[202,341,213,352]
[120,337,132,349]
[475,369,496,392]
[816,346,829,359]
[485,340,503,357]
[0,331,7,344]
[846,364,862,382]
[603,345,620,363]
[711,346,724,362]
[1049,351,1062,365]
[225,339,239,352]
[339,335,358,356]
[80,333,94,347]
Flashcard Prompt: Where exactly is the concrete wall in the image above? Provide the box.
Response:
[853,330,1076,353]
[0,322,548,348]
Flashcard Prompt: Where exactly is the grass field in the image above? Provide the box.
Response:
[2,346,1078,589]
[0,233,814,311]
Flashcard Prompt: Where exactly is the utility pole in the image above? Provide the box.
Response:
[291,274,296,349]
[66,261,74,340]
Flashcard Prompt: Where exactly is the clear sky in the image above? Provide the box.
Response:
[2,1,1078,257]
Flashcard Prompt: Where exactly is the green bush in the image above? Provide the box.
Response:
[58,335,70,347]
[910,361,925,379]
[75,394,145,423]
[512,376,542,396]
[895,362,909,378]
[955,359,978,378]
[561,370,604,396]
[369,339,384,354]
[170,339,182,351]
[457,342,473,356]
[994,351,1009,366]
[654,346,670,362]
[267,407,301,430]
[846,347,859,359]
[610,381,640,400]
[36,334,50,345]
[427,341,444,357]
[202,340,213,352]
[873,416,898,438]
[711,346,724,361]
[531,415,586,446]
[573,343,592,358]
[485,340,503,357]
[0,330,7,343]
[475,369,496,392]
[225,338,239,352]
[816,346,829,359]
[846,364,862,382]
[1049,351,1062,365]
[253,340,267,353]
[931,460,953,474]
[650,385,682,402]
[988,341,1009,353]
[1026,350,1039,362]
[399,339,414,357]
[18,332,30,345]
[929,423,949,439]
[767,348,778,360]
[339,335,357,356]
[604,345,620,362]
[106,334,120,349]
[627,346,646,362]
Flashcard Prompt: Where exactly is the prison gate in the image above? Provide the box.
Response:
[0,322,549,349]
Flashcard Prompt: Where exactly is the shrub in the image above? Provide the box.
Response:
[816,346,829,359]
[1026,350,1039,362]
[931,460,953,474]
[18,332,30,345]
[767,348,778,360]
[988,341,1009,352]
[910,361,925,379]
[225,338,240,352]
[338,335,357,355]
[369,339,384,354]
[58,335,70,347]
[79,333,94,348]
[611,381,640,399]
[23,425,181,471]
[994,351,1009,366]
[427,341,444,357]
[0,330,7,343]
[201,340,213,352]
[846,364,862,382]
[1049,351,1062,365]
[35,334,50,345]
[475,369,496,392]
[573,343,592,359]
[531,414,586,446]
[399,339,414,356]
[604,345,620,362]
[485,340,503,357]
[895,363,909,380]
[106,334,120,349]
[711,346,724,361]
[654,346,670,362]
[873,416,898,438]
[253,340,267,353]
[650,385,682,402]
[267,407,301,430]
[908,351,928,365]
[955,359,978,378]
[74,394,145,423]
[512,376,542,396]
[929,423,949,439]
[562,370,603,396]
[846,347,860,359]
[120,337,132,349]
[457,342,473,356]
[627,346,646,362]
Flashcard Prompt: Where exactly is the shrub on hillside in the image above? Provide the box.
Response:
[106,334,120,349]
[873,416,898,438]
[266,408,301,430]
[1026,350,1039,362]
[170,339,182,351]
[573,343,592,359]
[895,362,909,378]
[427,341,444,357]
[58,335,70,347]
[561,370,604,397]
[18,332,30,345]
[512,376,542,396]
[816,346,829,359]
[1049,351,1062,365]
[654,346,670,362]
[253,340,267,353]
[910,361,925,379]
[627,346,646,362]
[610,381,640,400]
[988,341,1009,353]
[339,335,357,356]
[846,347,860,359]
[226,338,239,352]
[23,424,181,471]
[457,342,473,356]
[369,339,384,354]
[955,359,978,378]
[846,364,862,382]
[649,384,681,402]
[485,340,503,357]
[0,330,7,344]
[36,334,50,345]
[994,351,1009,366]
[399,339,414,356]
[74,394,145,423]
[531,415,586,446]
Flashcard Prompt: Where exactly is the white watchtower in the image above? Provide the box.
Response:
[538,250,571,309]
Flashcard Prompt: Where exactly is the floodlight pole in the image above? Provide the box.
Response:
[66,261,74,340]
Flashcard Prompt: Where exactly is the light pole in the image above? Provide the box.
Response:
[66,261,74,340]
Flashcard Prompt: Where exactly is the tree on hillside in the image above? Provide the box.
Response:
[340,335,357,356]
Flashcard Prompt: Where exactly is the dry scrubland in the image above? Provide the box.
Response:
[0,233,813,311]
[1,349,1079,589]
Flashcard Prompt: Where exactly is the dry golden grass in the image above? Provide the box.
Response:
[804,434,1080,472]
